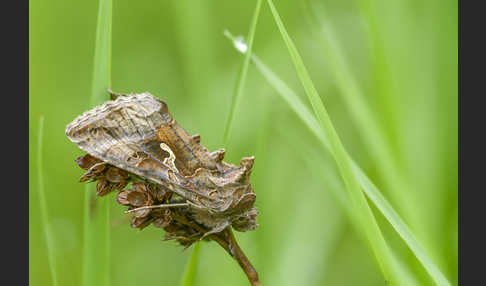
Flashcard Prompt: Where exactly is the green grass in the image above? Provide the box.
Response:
[82,0,112,286]
[29,1,457,285]
[223,0,263,147]
[303,1,451,285]
[179,243,201,286]
[264,0,400,283]
[303,0,415,222]
[37,116,59,286]
[225,15,450,283]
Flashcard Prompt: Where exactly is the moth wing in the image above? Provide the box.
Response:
[65,92,217,200]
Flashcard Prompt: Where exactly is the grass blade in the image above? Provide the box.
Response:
[82,0,112,286]
[353,163,452,286]
[303,0,415,222]
[90,0,112,105]
[37,116,59,286]
[224,31,451,286]
[222,0,263,147]
[264,0,398,282]
[179,243,201,286]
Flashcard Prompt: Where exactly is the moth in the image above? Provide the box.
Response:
[65,91,258,243]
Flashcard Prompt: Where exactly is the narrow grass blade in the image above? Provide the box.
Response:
[224,32,451,286]
[37,116,59,286]
[353,162,452,286]
[222,0,263,147]
[90,0,112,106]
[82,0,112,286]
[265,0,398,282]
[303,0,415,222]
[179,243,201,286]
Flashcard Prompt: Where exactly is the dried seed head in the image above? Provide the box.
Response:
[132,182,147,192]
[76,154,132,195]
[68,92,259,248]
[115,180,128,191]
[127,190,150,207]
[117,190,131,205]
[96,178,114,196]
[147,184,169,202]
[79,163,106,182]
[131,216,153,230]
[67,93,261,286]
[134,208,151,218]
[105,167,129,183]
[76,154,102,170]
[152,210,172,228]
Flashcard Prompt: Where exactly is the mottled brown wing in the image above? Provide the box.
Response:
[65,92,216,201]
[66,92,258,233]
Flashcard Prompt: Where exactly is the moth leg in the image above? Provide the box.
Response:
[124,202,189,214]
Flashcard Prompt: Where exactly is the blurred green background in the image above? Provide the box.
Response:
[29,0,457,285]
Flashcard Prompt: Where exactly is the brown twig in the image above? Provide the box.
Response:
[170,213,261,286]
[214,228,261,286]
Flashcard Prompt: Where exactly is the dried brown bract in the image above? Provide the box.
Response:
[66,91,261,286]
[76,154,130,196]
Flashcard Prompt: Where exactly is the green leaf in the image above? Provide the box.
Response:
[82,0,112,286]
[222,0,263,147]
[37,116,59,286]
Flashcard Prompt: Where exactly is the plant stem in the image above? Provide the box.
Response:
[172,212,260,285]
[214,228,261,286]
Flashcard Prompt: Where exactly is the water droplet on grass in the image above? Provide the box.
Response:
[234,36,248,53]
